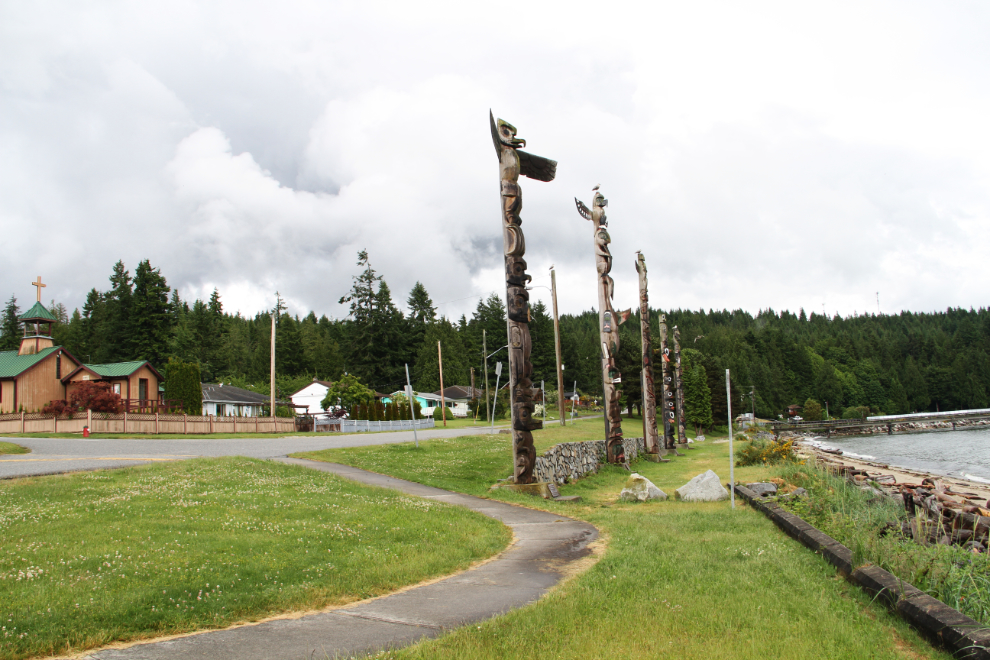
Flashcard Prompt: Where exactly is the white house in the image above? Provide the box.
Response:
[384,390,443,416]
[201,383,269,417]
[435,386,484,418]
[291,379,335,415]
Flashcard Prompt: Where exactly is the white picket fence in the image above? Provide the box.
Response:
[314,418,436,433]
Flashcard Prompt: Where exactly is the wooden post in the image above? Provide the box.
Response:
[155,412,159,435]
[20,410,24,433]
[438,340,447,427]
[183,413,187,434]
[635,252,660,455]
[209,414,213,434]
[483,329,490,424]
[255,415,258,433]
[124,410,128,434]
[53,413,57,433]
[87,408,92,432]
[551,267,566,426]
[270,313,276,421]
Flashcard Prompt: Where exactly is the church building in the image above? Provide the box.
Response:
[0,278,163,413]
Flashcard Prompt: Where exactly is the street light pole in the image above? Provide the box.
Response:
[483,329,489,424]
[550,267,566,426]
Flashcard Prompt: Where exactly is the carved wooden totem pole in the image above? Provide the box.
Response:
[673,326,689,448]
[635,252,660,454]
[576,188,625,464]
[658,317,678,453]
[490,112,557,484]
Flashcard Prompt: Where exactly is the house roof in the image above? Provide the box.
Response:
[201,383,271,405]
[0,346,60,378]
[290,380,334,397]
[434,386,484,400]
[85,361,152,378]
[18,301,57,322]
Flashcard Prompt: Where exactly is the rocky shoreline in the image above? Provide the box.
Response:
[827,417,990,436]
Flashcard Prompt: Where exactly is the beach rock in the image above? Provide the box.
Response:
[747,482,777,497]
[619,473,667,502]
[695,435,706,442]
[675,470,729,502]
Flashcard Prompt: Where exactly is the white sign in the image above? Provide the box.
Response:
[495,361,502,377]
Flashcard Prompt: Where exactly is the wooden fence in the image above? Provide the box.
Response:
[0,411,296,435]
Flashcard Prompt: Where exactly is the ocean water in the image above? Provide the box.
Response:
[807,426,990,484]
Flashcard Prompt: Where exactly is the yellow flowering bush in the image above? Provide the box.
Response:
[735,438,797,466]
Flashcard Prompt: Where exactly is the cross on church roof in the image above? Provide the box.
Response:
[32,276,46,302]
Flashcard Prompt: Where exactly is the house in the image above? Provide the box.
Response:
[201,383,269,417]
[1,281,164,413]
[384,390,443,415]
[434,386,484,417]
[290,379,335,415]
[62,361,163,411]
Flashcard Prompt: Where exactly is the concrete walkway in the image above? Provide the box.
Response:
[82,458,598,660]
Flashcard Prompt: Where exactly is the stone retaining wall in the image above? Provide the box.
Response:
[831,418,990,436]
[534,437,647,484]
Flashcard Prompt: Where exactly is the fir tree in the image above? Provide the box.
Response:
[0,295,20,351]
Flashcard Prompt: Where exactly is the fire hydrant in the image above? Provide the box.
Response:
[82,426,90,438]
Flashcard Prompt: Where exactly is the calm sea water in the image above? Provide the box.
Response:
[807,426,990,484]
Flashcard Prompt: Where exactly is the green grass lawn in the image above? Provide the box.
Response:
[297,430,952,660]
[0,457,510,660]
[0,441,29,455]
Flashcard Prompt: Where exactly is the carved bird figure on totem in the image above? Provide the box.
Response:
[489,112,557,182]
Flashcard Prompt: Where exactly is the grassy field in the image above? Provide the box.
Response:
[0,442,29,455]
[297,429,952,660]
[0,457,510,660]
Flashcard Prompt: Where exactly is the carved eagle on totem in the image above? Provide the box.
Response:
[490,111,558,182]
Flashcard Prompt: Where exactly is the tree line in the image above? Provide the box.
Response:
[3,253,989,425]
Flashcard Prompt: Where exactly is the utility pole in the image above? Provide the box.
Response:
[750,386,756,425]
[550,266,566,426]
[405,363,418,448]
[438,340,447,427]
[470,367,476,421]
[483,329,490,424]
[270,313,276,419]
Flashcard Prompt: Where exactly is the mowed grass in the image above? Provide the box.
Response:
[0,457,510,660]
[0,442,29,455]
[299,432,952,660]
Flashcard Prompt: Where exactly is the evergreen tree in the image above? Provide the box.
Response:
[130,259,172,367]
[414,318,469,391]
[0,295,20,351]
[102,261,133,362]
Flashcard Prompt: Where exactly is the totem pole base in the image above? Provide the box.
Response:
[644,453,670,463]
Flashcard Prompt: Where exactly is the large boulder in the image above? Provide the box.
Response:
[675,470,729,502]
[619,473,667,502]
[747,482,778,497]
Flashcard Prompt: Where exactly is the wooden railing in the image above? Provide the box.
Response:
[120,398,182,413]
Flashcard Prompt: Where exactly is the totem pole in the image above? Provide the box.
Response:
[490,112,557,484]
[673,326,689,448]
[576,188,626,464]
[635,252,660,455]
[658,316,679,453]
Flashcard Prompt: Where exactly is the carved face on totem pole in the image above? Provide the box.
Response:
[491,111,556,484]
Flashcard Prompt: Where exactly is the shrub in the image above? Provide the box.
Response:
[432,406,444,421]
[735,437,797,466]
[41,399,76,417]
[69,381,124,414]
[841,405,871,420]
[164,359,202,414]
[802,398,823,421]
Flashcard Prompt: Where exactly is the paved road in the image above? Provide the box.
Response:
[77,459,597,660]
[0,426,500,479]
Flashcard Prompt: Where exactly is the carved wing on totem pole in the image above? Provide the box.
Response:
[574,198,593,220]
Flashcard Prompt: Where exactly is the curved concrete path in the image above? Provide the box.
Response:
[82,458,598,660]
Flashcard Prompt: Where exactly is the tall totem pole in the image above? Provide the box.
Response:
[490,112,557,484]
[658,316,678,453]
[673,326,689,448]
[576,188,625,464]
[635,252,659,455]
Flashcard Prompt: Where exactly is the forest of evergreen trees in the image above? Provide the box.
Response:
[3,251,989,425]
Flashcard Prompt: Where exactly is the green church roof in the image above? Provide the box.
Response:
[0,346,60,378]
[18,301,57,322]
[83,361,149,377]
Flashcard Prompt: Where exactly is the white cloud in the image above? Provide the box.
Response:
[1,0,989,321]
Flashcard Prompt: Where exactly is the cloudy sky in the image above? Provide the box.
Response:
[3,0,989,322]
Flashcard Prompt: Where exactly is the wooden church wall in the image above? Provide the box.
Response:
[12,355,65,412]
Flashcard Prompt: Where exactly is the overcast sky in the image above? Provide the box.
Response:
[3,1,989,322]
